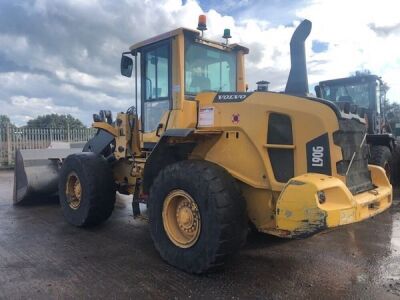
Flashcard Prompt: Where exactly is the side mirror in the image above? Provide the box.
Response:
[121,55,133,77]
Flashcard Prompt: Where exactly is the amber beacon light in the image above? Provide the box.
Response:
[197,15,207,36]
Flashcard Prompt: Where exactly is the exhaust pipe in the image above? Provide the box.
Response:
[285,19,312,96]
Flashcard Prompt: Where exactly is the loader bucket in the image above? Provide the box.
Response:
[13,148,82,205]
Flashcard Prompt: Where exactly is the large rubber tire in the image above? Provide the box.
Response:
[369,145,393,182]
[148,160,248,274]
[58,152,116,227]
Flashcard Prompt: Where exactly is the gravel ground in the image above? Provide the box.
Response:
[1,169,400,299]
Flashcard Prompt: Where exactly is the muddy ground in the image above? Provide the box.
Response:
[1,169,400,299]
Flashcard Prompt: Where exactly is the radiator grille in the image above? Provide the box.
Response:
[333,119,374,194]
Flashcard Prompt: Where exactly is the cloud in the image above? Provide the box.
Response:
[0,0,399,127]
[295,0,400,100]
[0,0,175,125]
[368,22,400,37]
[1,95,80,125]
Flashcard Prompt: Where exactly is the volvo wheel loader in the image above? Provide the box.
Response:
[13,18,392,274]
[315,75,398,183]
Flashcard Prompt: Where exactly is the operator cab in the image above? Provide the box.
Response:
[120,25,248,135]
[316,75,387,134]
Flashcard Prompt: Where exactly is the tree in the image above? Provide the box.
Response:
[26,114,86,129]
[0,115,15,128]
[353,69,371,77]
[384,100,400,131]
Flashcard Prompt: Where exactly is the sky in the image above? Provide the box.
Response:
[0,0,399,126]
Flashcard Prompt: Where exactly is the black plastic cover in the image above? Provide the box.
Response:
[306,133,331,175]
[267,113,294,182]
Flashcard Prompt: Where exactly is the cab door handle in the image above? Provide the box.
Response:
[156,123,164,137]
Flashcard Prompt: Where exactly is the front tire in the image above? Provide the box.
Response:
[148,160,247,274]
[59,152,116,227]
[369,145,393,182]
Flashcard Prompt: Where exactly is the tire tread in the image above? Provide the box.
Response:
[148,160,247,274]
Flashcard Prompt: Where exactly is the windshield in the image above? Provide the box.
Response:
[185,40,236,94]
[320,82,371,108]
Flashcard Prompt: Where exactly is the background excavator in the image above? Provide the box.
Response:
[13,17,392,274]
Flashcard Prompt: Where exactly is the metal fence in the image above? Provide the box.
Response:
[0,125,95,167]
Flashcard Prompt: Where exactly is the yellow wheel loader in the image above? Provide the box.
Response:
[13,18,392,274]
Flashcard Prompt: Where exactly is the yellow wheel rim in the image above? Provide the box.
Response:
[66,172,82,210]
[162,190,201,248]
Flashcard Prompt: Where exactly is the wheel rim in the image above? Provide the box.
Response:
[162,190,201,248]
[66,172,82,210]
[384,161,392,180]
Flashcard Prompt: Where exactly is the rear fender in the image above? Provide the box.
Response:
[142,128,222,193]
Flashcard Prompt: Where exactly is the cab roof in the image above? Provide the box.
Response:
[319,75,381,86]
[129,27,249,54]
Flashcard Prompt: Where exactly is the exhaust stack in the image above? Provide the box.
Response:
[285,19,312,96]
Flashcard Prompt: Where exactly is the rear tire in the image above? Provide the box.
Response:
[148,160,248,274]
[369,145,393,182]
[59,152,116,227]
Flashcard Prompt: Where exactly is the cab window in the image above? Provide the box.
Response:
[185,39,236,95]
[142,42,171,132]
[320,82,371,109]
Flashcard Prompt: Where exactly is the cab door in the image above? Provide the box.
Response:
[140,40,172,147]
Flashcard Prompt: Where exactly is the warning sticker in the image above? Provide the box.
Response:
[231,113,240,124]
[199,107,214,127]
[339,209,355,225]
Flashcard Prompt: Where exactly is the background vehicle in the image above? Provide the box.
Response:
[315,74,398,183]
[14,18,392,274]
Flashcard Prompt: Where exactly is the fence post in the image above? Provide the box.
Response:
[6,123,12,165]
[67,124,71,143]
